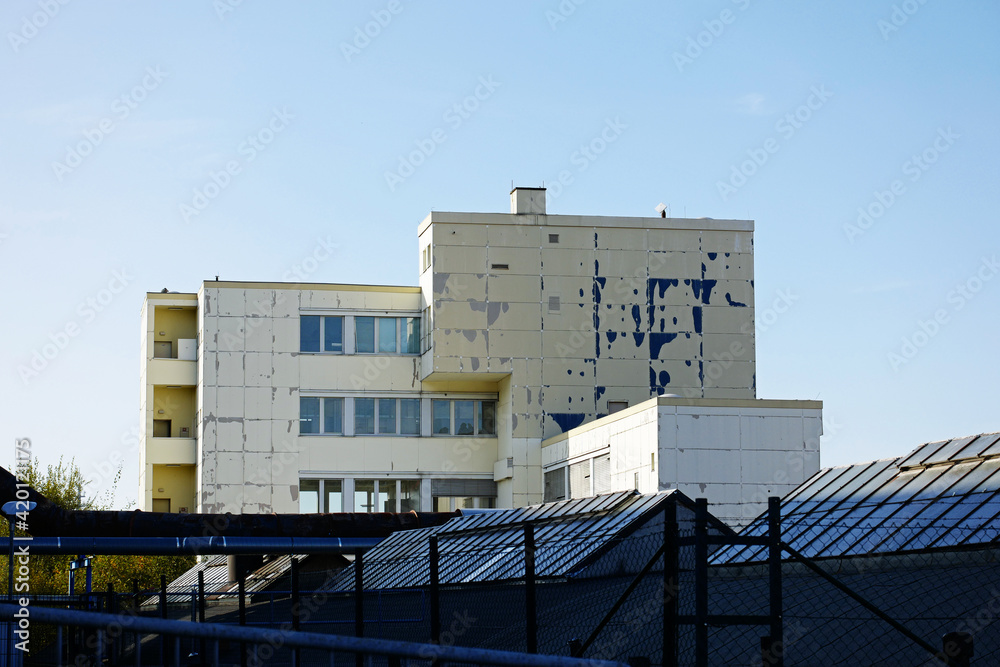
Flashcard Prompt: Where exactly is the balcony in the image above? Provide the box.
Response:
[146,437,197,465]
[148,358,197,386]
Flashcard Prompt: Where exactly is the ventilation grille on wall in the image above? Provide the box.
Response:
[491,263,509,270]
[548,296,561,312]
[548,233,560,243]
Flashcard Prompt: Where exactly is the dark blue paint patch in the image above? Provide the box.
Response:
[579,288,584,297]
[648,366,656,392]
[650,332,678,359]
[579,370,585,377]
[701,263,707,275]
[685,360,692,366]
[707,252,718,261]
[566,369,572,375]
[595,386,607,402]
[633,289,638,295]
[689,279,717,304]
[593,276,607,305]
[698,361,704,384]
[660,319,666,332]
[632,332,645,346]
[648,278,679,300]
[673,317,678,325]
[725,293,747,307]
[631,304,642,330]
[549,413,586,434]
[659,370,670,386]
[606,331,618,344]
[692,306,702,334]
[568,396,572,403]
[595,260,600,275]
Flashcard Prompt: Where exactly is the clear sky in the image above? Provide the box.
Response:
[2,1,998,508]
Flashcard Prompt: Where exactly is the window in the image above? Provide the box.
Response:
[300,398,320,434]
[378,317,397,353]
[301,316,343,353]
[432,400,497,436]
[355,397,375,434]
[544,469,566,502]
[402,317,420,354]
[608,400,628,414]
[300,397,342,434]
[355,317,375,354]
[379,399,396,434]
[434,496,497,511]
[300,479,343,513]
[355,479,422,513]
[400,399,420,435]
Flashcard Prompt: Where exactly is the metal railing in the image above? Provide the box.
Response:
[0,603,630,666]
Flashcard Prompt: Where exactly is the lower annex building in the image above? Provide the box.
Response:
[138,187,823,526]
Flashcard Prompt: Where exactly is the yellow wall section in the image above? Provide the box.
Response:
[153,386,197,437]
[151,464,196,513]
[152,306,197,357]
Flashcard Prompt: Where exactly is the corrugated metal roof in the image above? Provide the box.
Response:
[717,431,1000,564]
[328,491,681,591]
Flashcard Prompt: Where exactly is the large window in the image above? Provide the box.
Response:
[299,479,343,513]
[300,397,343,435]
[301,397,418,436]
[354,479,421,513]
[300,316,343,353]
[432,400,497,436]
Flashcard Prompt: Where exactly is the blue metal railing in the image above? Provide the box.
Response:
[0,602,630,666]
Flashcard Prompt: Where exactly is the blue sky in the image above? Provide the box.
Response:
[2,1,998,507]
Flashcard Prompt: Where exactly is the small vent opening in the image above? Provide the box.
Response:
[548,233,560,243]
[491,263,509,271]
[548,296,561,312]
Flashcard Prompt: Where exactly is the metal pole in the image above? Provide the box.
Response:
[429,535,440,645]
[663,499,678,667]
[355,549,364,667]
[107,582,116,666]
[198,569,206,667]
[160,574,168,667]
[694,498,708,667]
[238,575,247,667]
[291,556,301,667]
[767,497,783,667]
[524,523,537,654]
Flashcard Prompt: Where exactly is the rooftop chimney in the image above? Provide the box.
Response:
[510,187,546,215]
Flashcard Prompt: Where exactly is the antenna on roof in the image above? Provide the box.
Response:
[656,203,668,219]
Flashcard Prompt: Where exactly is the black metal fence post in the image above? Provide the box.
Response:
[524,522,537,654]
[694,498,708,667]
[291,556,301,667]
[159,574,167,667]
[429,535,440,645]
[767,496,783,667]
[198,569,206,667]
[238,575,247,667]
[106,582,116,666]
[663,499,678,667]
[355,549,364,667]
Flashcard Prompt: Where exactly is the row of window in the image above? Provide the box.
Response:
[299,478,498,513]
[300,398,497,436]
[300,315,420,355]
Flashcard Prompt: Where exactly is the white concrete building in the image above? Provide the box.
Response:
[138,187,822,523]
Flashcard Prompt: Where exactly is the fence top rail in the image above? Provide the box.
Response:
[0,536,381,555]
[0,603,629,667]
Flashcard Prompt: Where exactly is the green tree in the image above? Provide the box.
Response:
[2,457,193,596]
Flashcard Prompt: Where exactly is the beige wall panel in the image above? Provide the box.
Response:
[595,227,646,251]
[487,224,541,248]
[430,329,489,359]
[488,330,542,358]
[271,415,296,444]
[649,250,702,278]
[713,280,754,308]
[701,306,755,336]
[541,275,594,300]
[217,289,246,316]
[598,277,647,303]
[487,356,515,373]
[434,299,489,329]
[540,303,594,332]
[434,273,486,301]
[434,223,489,247]
[595,249,648,277]
[703,252,753,280]
[271,319,300,353]
[244,387,271,420]
[244,352,272,387]
[487,302,542,331]
[702,334,755,364]
[217,386,245,417]
[301,290,363,310]
[702,360,755,391]
[299,355,415,392]
[595,330,647,360]
[216,317,246,353]
[540,248,595,276]
[216,352,246,386]
[542,330,598,360]
[539,385,596,414]
[702,230,753,254]
[537,226,595,249]
[244,419,271,452]
[271,353,297,388]
[596,303,645,331]
[651,332,702,362]
[647,229,701,252]
[541,358,595,386]
[216,420,243,451]
[648,280,700,307]
[434,246,488,274]
[243,290,276,318]
[487,247,542,275]
[270,290,300,317]
[648,359,701,388]
[304,437,364,471]
[216,452,244,484]
[511,358,542,387]
[595,358,652,386]
[485,274,542,302]
[513,413,542,439]
[244,318,273,353]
